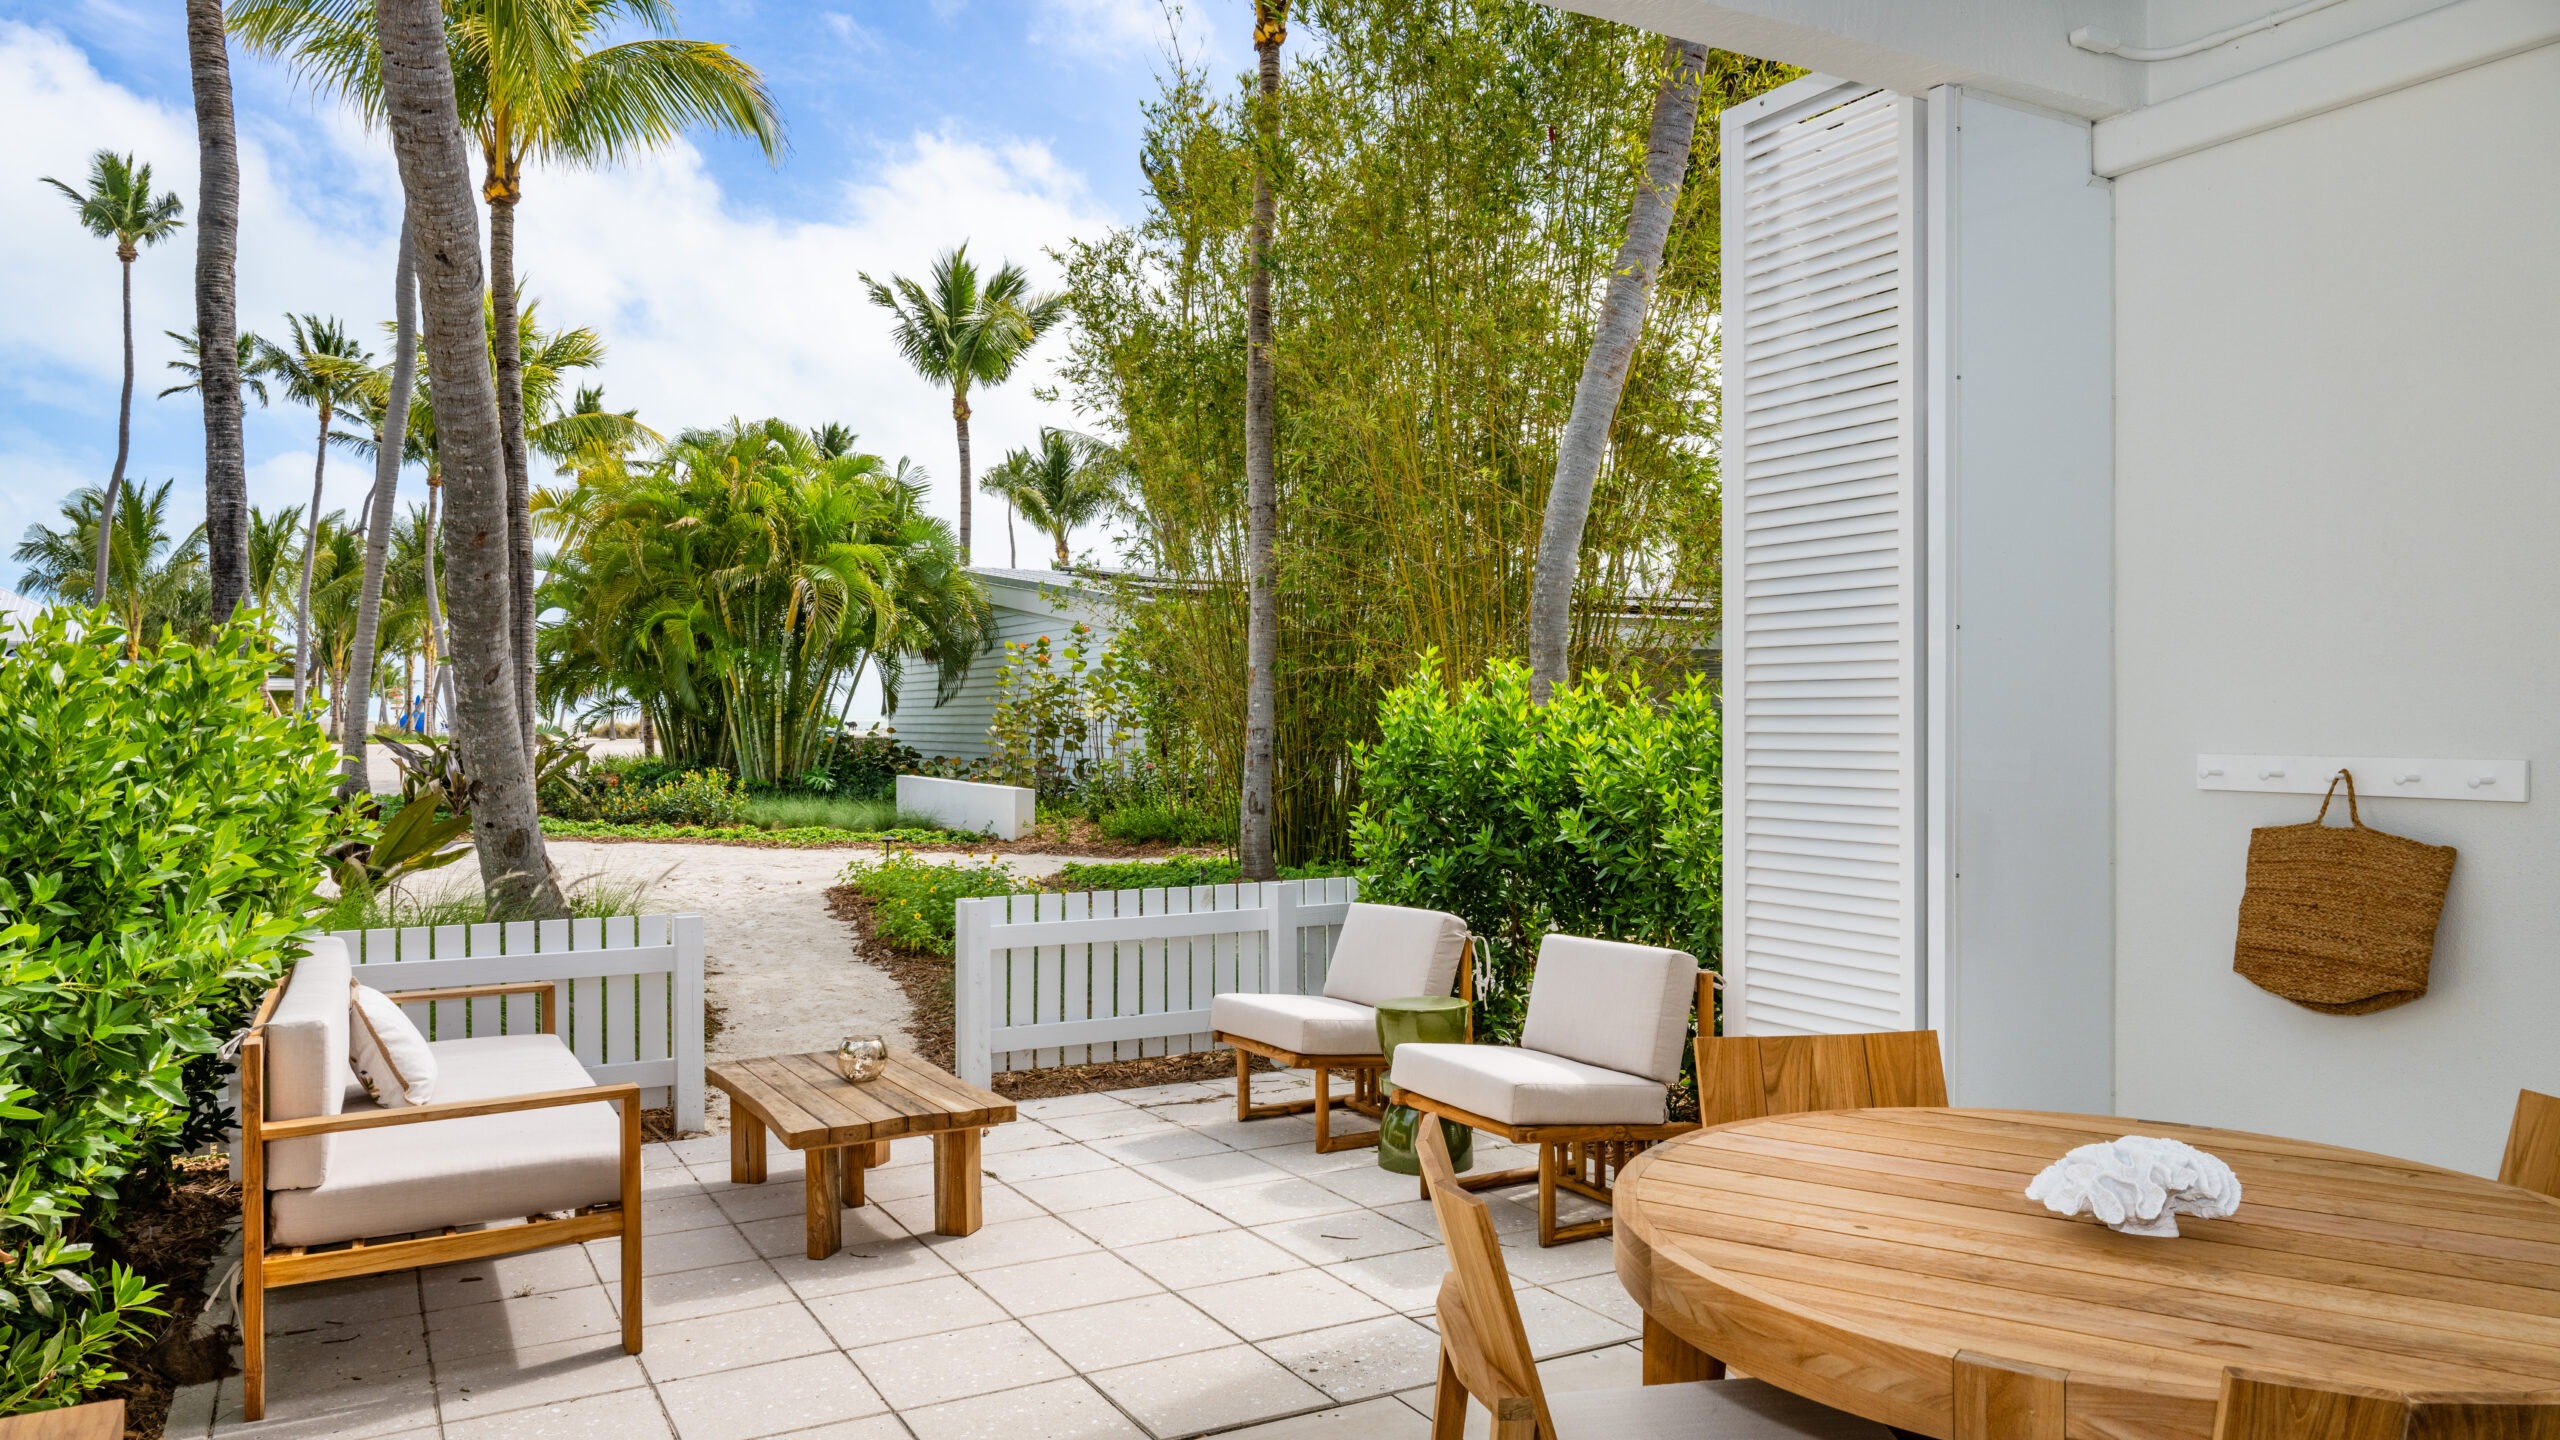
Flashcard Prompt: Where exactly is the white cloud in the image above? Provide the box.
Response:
[511,126,1119,564]
[1032,0,1230,69]
[0,17,1133,575]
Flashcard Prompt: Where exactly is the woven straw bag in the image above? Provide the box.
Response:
[2233,769,2456,1015]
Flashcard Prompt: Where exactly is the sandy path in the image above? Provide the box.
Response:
[436,840,1083,1131]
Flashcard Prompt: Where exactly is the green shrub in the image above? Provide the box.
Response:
[744,793,948,834]
[838,853,1026,955]
[1350,655,1719,1041]
[0,611,340,1412]
[540,820,983,846]
[1097,799,1234,845]
[594,768,749,826]
[806,726,921,800]
[1051,857,1243,891]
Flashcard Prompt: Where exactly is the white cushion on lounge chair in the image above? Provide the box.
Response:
[1320,902,1469,1009]
[1519,934,1697,1086]
[268,1033,620,1247]
[1211,992,1381,1057]
[1389,1042,1666,1127]
[262,937,353,1190]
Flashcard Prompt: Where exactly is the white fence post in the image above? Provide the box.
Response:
[954,897,994,1087]
[673,913,706,1132]
[1267,880,1298,995]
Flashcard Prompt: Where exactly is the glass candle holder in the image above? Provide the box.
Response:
[835,1034,889,1083]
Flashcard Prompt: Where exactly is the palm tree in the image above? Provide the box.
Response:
[1528,39,1711,703]
[248,504,302,613]
[161,327,269,405]
[14,480,209,651]
[342,224,420,794]
[232,0,781,753]
[187,0,248,619]
[41,151,185,591]
[980,429,1126,569]
[861,244,1067,560]
[1240,2,1287,881]
[368,0,564,925]
[255,314,375,709]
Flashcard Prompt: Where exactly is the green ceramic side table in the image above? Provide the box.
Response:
[1373,995,1474,1176]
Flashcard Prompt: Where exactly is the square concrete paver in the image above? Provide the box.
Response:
[209,1076,1641,1440]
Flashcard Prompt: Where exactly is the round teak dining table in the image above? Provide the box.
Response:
[1612,1108,2560,1440]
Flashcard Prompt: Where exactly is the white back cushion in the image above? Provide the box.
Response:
[350,984,439,1107]
[1321,902,1469,1008]
[1519,934,1697,1085]
[262,937,352,1190]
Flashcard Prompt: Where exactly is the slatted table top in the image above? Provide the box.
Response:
[706,1052,1014,1149]
[1613,1108,2560,1440]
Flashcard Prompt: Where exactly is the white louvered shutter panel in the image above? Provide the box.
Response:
[1719,78,1924,1034]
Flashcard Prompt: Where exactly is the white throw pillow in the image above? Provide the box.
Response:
[348,983,438,1107]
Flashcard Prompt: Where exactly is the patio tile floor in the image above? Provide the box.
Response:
[186,1074,1639,1439]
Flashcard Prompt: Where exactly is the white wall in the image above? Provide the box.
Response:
[2112,41,2560,1173]
[1927,91,2117,1113]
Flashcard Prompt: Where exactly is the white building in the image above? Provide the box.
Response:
[884,567,1120,763]
[1554,0,2559,1173]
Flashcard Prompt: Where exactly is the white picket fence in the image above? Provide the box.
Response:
[952,877,1359,1086]
[328,913,707,1131]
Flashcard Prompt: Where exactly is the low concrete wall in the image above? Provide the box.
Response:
[897,774,1036,841]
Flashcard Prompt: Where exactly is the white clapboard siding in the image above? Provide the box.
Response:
[952,877,1357,1086]
[1720,76,1925,1035]
[330,913,707,1131]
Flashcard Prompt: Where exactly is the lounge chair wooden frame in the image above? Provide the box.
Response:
[1393,970,1712,1247]
[2500,1088,2560,1200]
[1215,936,1473,1154]
[237,976,643,1421]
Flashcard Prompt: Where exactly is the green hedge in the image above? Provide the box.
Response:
[1349,656,1719,1041]
[838,854,1025,955]
[0,612,339,1413]
[540,820,986,846]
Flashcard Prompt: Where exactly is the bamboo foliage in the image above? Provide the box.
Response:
[1062,0,1791,861]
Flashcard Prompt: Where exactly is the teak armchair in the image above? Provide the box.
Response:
[1211,902,1473,1153]
[236,940,643,1421]
[1416,1121,1890,1440]
[1391,935,1709,1245]
[2500,1088,2560,1200]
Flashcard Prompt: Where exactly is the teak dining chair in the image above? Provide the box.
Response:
[1693,1029,1948,1126]
[1415,1121,1890,1440]
[2212,1370,2560,1440]
[2499,1089,2560,1200]
[1953,1353,2067,1440]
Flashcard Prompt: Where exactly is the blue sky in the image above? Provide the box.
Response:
[0,0,1238,594]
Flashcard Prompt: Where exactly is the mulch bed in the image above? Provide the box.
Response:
[92,1155,243,1439]
[825,885,1271,1101]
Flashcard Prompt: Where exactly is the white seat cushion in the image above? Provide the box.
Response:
[262,939,353,1191]
[1551,1378,1892,1440]
[1390,1043,1665,1127]
[1520,934,1698,1086]
[1211,992,1380,1057]
[269,1033,621,1247]
[1321,903,1470,1009]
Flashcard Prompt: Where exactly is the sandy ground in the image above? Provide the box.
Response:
[424,837,1083,1131]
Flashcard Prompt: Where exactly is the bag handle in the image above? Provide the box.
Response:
[2312,768,2364,829]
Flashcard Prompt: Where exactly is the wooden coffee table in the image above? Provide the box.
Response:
[706,1051,1015,1258]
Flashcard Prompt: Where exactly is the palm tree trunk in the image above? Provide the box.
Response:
[486,182,539,757]
[952,390,973,560]
[188,0,247,621]
[1239,0,1288,882]
[341,214,420,796]
[1529,38,1709,704]
[373,0,564,919]
[96,252,138,596]
[1005,498,1017,568]
[422,470,445,734]
[290,404,331,710]
[1053,525,1071,568]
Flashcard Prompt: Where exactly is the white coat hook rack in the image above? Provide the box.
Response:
[2196,754,2528,803]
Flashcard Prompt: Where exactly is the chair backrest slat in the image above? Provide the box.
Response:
[1954,1353,2067,1440]
[2498,1090,2560,1200]
[1695,1030,1949,1128]
[1419,1120,1553,1438]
